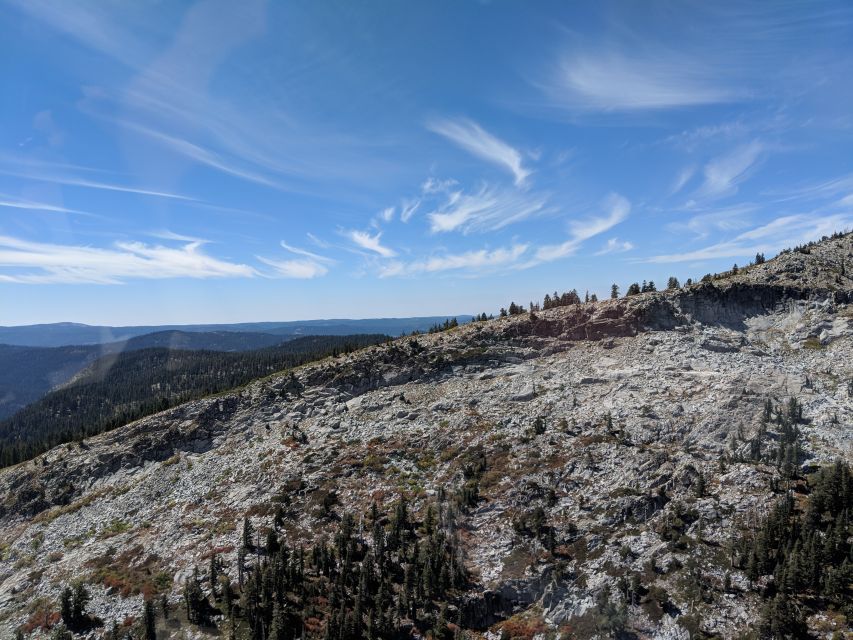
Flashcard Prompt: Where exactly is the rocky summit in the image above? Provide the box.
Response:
[1,233,852,640]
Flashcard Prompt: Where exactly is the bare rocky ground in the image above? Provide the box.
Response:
[1,233,852,639]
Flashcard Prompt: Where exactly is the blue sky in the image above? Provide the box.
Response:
[2,1,853,325]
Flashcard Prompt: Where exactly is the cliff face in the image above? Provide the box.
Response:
[1,234,852,639]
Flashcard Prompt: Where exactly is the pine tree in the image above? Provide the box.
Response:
[220,575,234,617]
[184,567,207,625]
[267,527,280,555]
[144,600,157,640]
[270,602,286,640]
[238,545,247,587]
[433,603,450,640]
[72,583,89,626]
[243,517,254,551]
[209,552,219,599]
[60,587,74,627]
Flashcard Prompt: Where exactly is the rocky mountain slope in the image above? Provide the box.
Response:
[1,233,851,639]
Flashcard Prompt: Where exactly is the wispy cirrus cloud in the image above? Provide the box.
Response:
[427,118,532,186]
[13,0,402,198]
[0,194,102,218]
[763,172,853,204]
[380,244,528,277]
[0,235,257,284]
[345,230,397,258]
[665,121,751,151]
[256,240,332,279]
[670,166,696,196]
[568,194,631,241]
[427,184,549,234]
[542,48,739,112]
[381,194,629,276]
[646,212,853,263]
[399,198,420,223]
[0,166,196,201]
[666,205,757,238]
[112,119,291,192]
[528,193,630,264]
[694,140,764,200]
[595,237,634,255]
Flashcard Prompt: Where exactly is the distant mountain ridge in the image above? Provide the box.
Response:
[0,316,474,347]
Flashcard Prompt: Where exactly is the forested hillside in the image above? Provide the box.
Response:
[0,332,293,421]
[0,334,388,467]
[0,345,101,419]
[117,330,290,352]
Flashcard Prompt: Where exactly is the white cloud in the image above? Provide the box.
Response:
[595,237,634,255]
[148,230,206,242]
[257,240,332,279]
[421,177,458,194]
[695,141,764,200]
[646,212,853,263]
[379,194,629,276]
[0,235,256,284]
[0,194,100,218]
[427,184,548,234]
[569,193,631,241]
[427,118,531,186]
[380,244,528,277]
[666,205,757,238]
[399,198,420,222]
[113,119,290,191]
[670,166,696,195]
[666,121,750,150]
[13,0,404,197]
[306,232,330,249]
[764,172,853,204]
[379,207,395,222]
[279,241,331,263]
[529,193,630,264]
[257,257,327,279]
[0,167,196,201]
[346,230,397,258]
[544,49,737,111]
